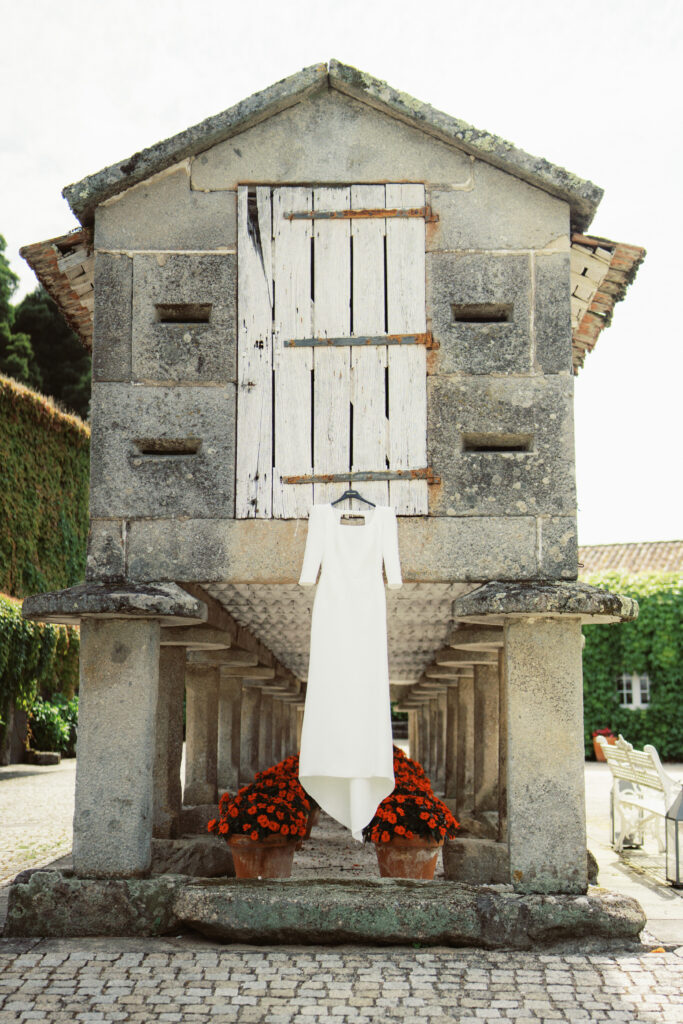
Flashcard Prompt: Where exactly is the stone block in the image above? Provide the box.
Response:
[191,89,471,190]
[126,515,539,583]
[86,519,125,582]
[172,878,645,949]
[89,383,236,518]
[443,837,508,884]
[180,804,220,835]
[151,836,234,877]
[92,253,132,382]
[5,870,183,937]
[132,253,236,383]
[538,516,578,580]
[426,253,531,374]
[428,374,576,516]
[534,253,573,374]
[95,165,237,251]
[427,161,570,251]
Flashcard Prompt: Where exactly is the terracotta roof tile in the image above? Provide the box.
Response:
[578,540,683,575]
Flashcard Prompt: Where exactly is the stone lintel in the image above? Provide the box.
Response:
[447,625,505,649]
[434,649,499,666]
[453,580,638,624]
[187,648,259,667]
[221,665,276,679]
[160,626,235,649]
[21,582,207,627]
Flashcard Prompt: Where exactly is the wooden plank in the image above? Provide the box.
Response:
[236,186,273,518]
[312,187,351,505]
[272,187,313,518]
[351,184,388,507]
[385,183,428,514]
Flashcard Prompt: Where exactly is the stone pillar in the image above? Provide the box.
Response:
[444,685,458,799]
[505,617,586,894]
[455,674,475,821]
[296,705,304,750]
[473,663,500,814]
[498,648,508,843]
[74,618,160,877]
[408,709,419,762]
[271,698,283,764]
[153,646,185,838]
[217,673,242,793]
[259,693,274,772]
[240,685,261,783]
[429,698,439,784]
[418,705,430,774]
[184,664,219,805]
[436,692,448,793]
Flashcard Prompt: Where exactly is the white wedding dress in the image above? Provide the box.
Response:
[298,504,402,840]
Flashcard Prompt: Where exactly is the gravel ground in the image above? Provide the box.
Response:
[0,760,75,886]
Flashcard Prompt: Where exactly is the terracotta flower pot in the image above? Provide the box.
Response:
[593,734,616,762]
[304,806,320,839]
[374,836,443,879]
[228,835,297,878]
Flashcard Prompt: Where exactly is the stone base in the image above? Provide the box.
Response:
[5,870,645,949]
[151,836,234,877]
[25,750,61,766]
[179,804,219,835]
[444,837,509,884]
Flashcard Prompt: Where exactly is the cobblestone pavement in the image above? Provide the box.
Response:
[0,938,681,1023]
[0,760,75,886]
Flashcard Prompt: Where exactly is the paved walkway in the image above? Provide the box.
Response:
[2,759,683,1021]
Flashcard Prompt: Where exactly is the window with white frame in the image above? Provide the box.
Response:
[617,672,651,708]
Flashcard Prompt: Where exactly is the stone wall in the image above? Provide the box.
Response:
[87,87,577,585]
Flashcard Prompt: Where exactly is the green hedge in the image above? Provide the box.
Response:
[0,374,90,598]
[0,592,80,743]
[582,571,683,759]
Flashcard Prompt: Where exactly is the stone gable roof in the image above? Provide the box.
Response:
[579,541,683,575]
[62,59,603,231]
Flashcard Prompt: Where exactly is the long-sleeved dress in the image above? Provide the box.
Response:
[298,504,402,839]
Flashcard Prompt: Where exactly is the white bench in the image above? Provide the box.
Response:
[596,735,682,852]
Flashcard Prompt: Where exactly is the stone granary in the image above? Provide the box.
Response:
[21,62,644,899]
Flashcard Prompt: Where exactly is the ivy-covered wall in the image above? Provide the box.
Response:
[582,571,683,759]
[0,374,90,597]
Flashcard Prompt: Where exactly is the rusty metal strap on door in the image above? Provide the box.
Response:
[283,207,438,223]
[281,468,441,485]
[284,332,438,350]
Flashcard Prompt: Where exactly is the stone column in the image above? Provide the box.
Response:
[444,685,458,799]
[153,646,185,838]
[184,663,219,805]
[473,662,500,814]
[271,698,283,764]
[217,673,242,793]
[429,698,439,785]
[505,617,586,893]
[259,693,274,772]
[418,705,430,773]
[296,705,304,750]
[436,692,448,793]
[240,685,261,783]
[74,618,160,877]
[498,648,508,843]
[408,709,419,762]
[455,674,475,821]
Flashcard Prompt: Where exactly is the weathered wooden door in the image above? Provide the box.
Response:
[236,184,429,518]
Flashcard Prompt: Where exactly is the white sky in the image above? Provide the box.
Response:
[1,0,681,546]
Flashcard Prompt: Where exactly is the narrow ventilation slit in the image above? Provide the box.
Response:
[349,402,354,471]
[154,303,212,324]
[462,433,533,454]
[271,369,276,469]
[310,236,315,302]
[383,235,389,333]
[133,438,202,456]
[452,303,513,324]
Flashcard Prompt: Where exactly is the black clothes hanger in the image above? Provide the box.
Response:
[331,488,376,508]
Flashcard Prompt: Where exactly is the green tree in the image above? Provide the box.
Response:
[13,288,91,419]
[0,234,37,387]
